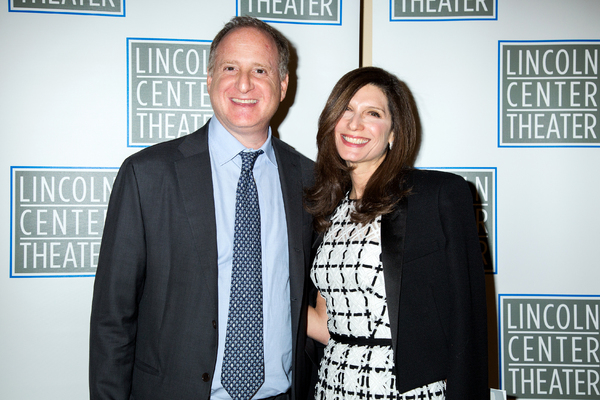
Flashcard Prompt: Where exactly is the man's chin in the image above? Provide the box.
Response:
[224,120,271,140]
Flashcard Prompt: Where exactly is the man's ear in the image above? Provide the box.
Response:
[280,74,289,102]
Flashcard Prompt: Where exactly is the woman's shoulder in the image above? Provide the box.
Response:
[407,168,466,190]
[404,168,473,212]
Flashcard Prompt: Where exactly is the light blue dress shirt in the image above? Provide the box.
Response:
[208,118,291,399]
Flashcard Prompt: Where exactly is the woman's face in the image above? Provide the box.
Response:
[334,84,394,174]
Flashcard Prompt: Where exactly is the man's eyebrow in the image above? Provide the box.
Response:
[217,60,273,70]
[253,63,272,70]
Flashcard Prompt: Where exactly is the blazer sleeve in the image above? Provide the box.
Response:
[89,158,147,400]
[438,174,488,400]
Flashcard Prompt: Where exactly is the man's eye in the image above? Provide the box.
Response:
[256,68,266,74]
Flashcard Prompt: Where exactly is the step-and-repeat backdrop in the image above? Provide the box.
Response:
[374,1,600,398]
[1,1,598,399]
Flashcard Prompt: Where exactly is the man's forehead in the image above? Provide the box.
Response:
[214,29,278,69]
[220,27,277,54]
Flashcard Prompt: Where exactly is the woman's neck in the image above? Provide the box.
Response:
[349,169,374,200]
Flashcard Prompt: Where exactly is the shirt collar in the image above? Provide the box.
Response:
[208,118,278,168]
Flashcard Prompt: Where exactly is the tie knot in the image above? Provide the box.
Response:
[240,150,263,172]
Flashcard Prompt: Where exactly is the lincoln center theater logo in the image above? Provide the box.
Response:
[499,41,600,147]
[391,0,496,20]
[11,167,117,278]
[500,295,600,399]
[238,0,341,24]
[9,0,124,16]
[128,39,213,147]
[432,168,497,274]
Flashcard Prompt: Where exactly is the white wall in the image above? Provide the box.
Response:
[2,1,599,399]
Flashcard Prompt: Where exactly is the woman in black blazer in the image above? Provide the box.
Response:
[305,67,488,400]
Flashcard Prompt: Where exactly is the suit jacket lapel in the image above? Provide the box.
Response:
[381,197,408,356]
[174,125,219,301]
[272,139,305,324]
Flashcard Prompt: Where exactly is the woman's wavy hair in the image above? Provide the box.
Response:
[305,67,419,232]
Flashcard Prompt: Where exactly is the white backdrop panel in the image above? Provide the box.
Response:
[373,0,600,395]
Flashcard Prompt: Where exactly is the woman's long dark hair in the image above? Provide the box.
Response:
[305,67,419,232]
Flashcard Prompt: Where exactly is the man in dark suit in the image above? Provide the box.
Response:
[89,16,314,400]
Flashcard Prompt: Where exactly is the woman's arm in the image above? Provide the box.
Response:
[307,291,330,345]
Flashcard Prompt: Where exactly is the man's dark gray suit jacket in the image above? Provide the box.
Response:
[89,122,315,400]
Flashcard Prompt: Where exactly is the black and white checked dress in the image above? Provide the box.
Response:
[311,198,446,400]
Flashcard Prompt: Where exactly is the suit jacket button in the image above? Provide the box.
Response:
[202,373,210,382]
[212,320,217,329]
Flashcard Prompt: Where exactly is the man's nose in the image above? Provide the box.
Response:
[235,70,254,93]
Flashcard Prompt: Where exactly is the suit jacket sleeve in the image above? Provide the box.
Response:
[89,158,146,399]
[438,174,488,400]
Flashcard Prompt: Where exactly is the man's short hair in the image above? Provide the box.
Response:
[207,16,290,80]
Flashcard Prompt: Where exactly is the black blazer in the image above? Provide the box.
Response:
[89,122,315,400]
[382,169,488,399]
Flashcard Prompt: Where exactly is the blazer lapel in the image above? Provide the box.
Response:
[272,139,305,323]
[381,197,408,355]
[174,126,219,300]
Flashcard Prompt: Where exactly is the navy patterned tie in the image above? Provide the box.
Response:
[221,150,265,400]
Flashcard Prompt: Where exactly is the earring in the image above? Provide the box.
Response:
[388,142,393,150]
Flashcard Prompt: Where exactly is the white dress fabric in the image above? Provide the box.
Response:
[311,198,446,400]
